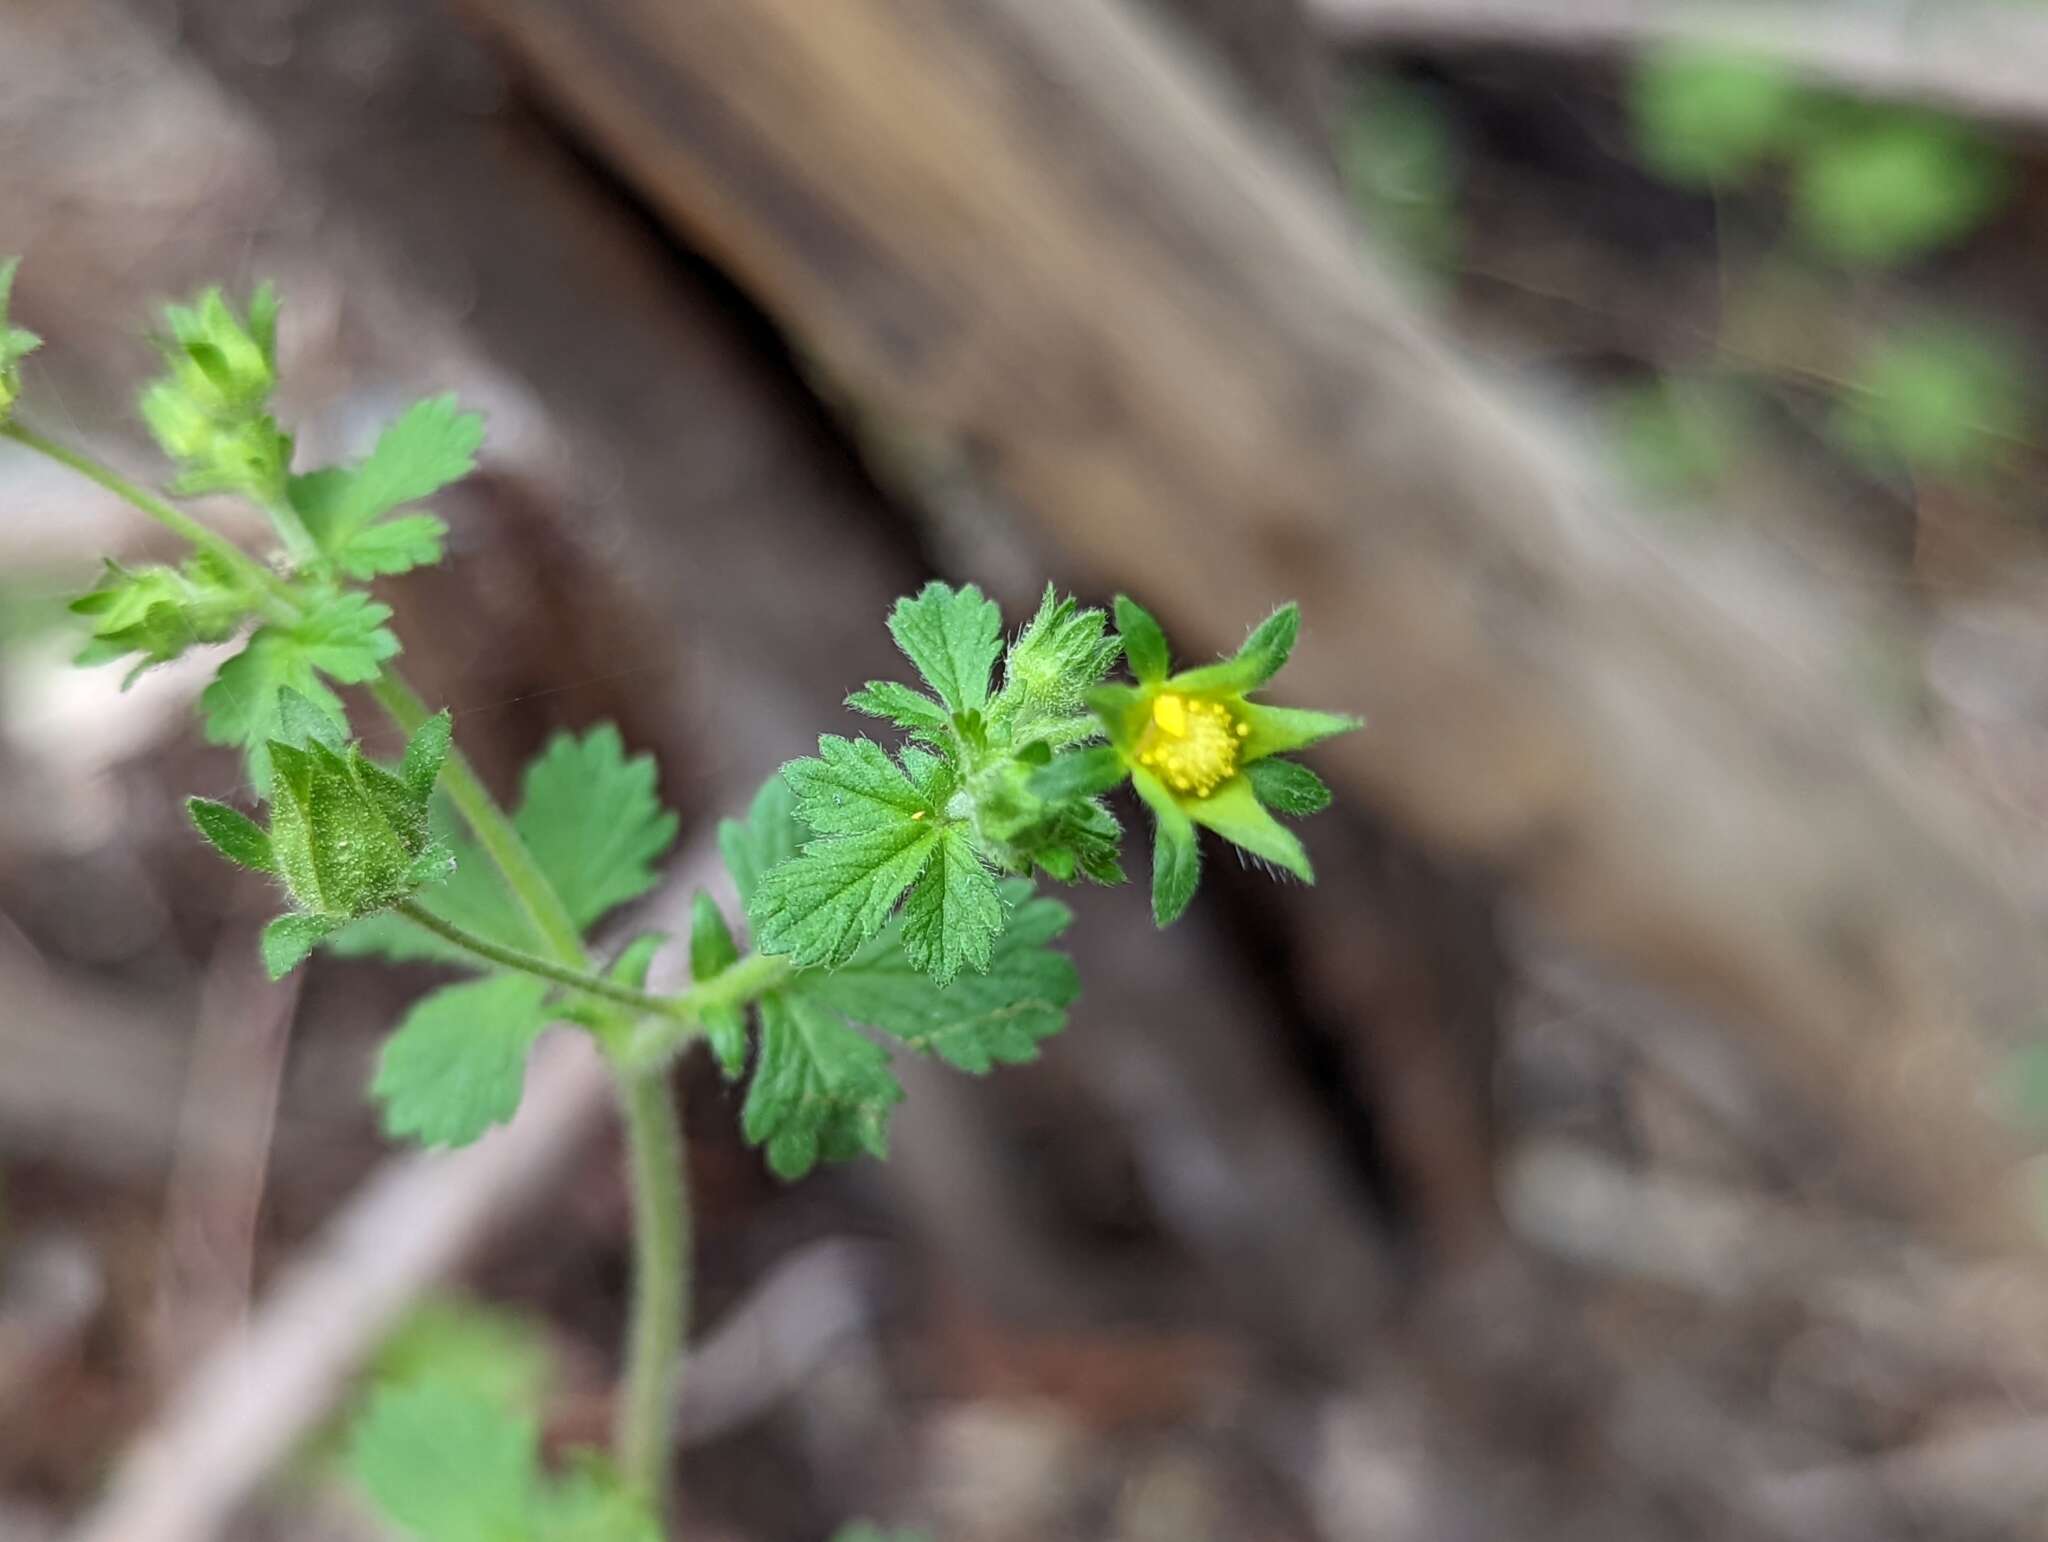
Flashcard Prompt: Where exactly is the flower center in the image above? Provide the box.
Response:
[1137,693,1247,798]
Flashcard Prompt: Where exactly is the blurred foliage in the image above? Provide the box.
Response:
[1629,46,2012,268]
[1791,109,2011,267]
[1604,375,1746,502]
[1829,321,2027,479]
[1339,75,1463,273]
[1630,43,1800,187]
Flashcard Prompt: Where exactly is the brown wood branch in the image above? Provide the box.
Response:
[460,0,2047,1250]
[1310,0,2048,130]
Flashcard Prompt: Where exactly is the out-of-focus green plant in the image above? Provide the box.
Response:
[1829,320,2028,479]
[1790,109,2010,267]
[1604,375,1750,503]
[1339,74,1464,273]
[1630,43,1801,187]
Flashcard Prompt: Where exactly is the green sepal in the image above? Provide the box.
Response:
[1131,769,1200,925]
[186,797,276,873]
[1245,757,1332,816]
[689,893,748,1077]
[1239,703,1362,763]
[261,912,339,980]
[1028,744,1128,801]
[1167,603,1301,695]
[1186,777,1312,882]
[1113,595,1170,683]
[401,710,454,801]
[611,932,669,991]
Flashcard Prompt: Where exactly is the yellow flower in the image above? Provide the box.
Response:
[1087,597,1360,925]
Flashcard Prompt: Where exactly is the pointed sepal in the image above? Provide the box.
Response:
[187,797,276,874]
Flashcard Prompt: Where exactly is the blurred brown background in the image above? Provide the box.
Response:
[7,0,2048,1538]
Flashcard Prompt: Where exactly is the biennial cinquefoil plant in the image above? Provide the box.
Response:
[0,265,1357,1540]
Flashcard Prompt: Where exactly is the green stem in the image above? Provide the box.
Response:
[369,673,588,965]
[1,420,300,621]
[14,416,740,1517]
[626,952,792,1069]
[616,1068,688,1516]
[392,900,681,1016]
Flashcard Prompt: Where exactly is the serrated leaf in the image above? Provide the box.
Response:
[373,974,553,1148]
[293,591,399,681]
[847,679,952,736]
[513,725,678,931]
[1246,757,1332,815]
[805,884,1077,1072]
[201,594,397,784]
[751,822,941,969]
[348,1381,539,1542]
[262,912,337,979]
[292,395,481,570]
[743,993,902,1179]
[898,824,1003,986]
[784,736,934,835]
[334,513,449,579]
[887,580,1001,716]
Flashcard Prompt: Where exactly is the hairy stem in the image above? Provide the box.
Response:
[616,1068,689,1515]
[392,900,680,1015]
[1,421,300,620]
[625,952,792,1069]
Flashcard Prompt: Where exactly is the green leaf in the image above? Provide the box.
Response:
[70,557,247,679]
[513,725,679,931]
[332,513,449,579]
[373,1296,550,1424]
[1246,757,1332,815]
[293,591,400,681]
[743,993,901,1179]
[292,395,481,575]
[187,797,275,873]
[1830,322,2026,478]
[348,1381,539,1542]
[847,679,952,736]
[1133,770,1200,926]
[720,775,801,905]
[886,580,1002,715]
[373,974,553,1148]
[261,912,337,979]
[804,884,1077,1072]
[201,592,398,784]
[898,824,1003,986]
[783,736,934,835]
[1113,595,1170,683]
[535,1465,663,1542]
[1630,43,1802,187]
[689,892,748,1077]
[749,820,941,970]
[1792,111,2009,266]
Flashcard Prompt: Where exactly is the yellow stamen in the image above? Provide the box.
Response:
[1136,692,1241,799]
